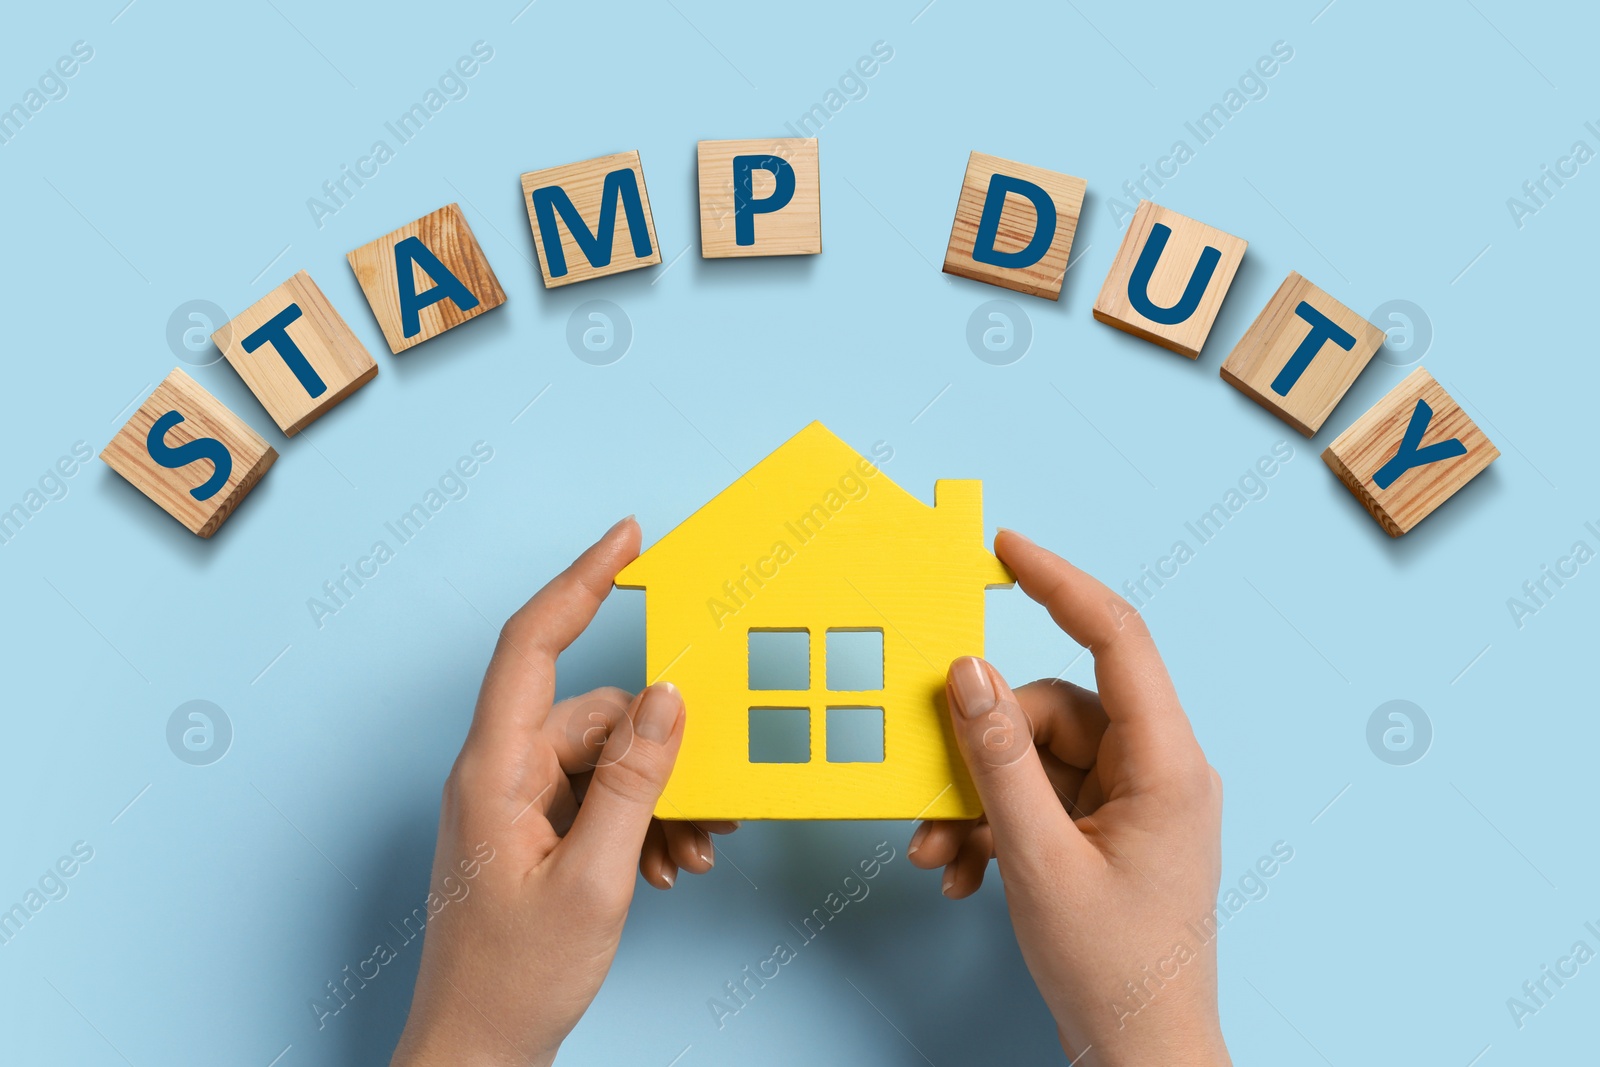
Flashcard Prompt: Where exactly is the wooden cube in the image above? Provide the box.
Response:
[521,151,662,287]
[212,270,377,436]
[346,203,506,354]
[1322,367,1498,536]
[1220,272,1385,436]
[1092,200,1247,358]
[697,138,821,258]
[942,151,1086,300]
[100,368,276,537]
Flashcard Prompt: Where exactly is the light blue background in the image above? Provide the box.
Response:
[1,1,1593,1063]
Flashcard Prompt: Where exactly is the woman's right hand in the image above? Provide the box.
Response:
[909,530,1230,1066]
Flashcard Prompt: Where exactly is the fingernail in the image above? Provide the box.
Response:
[907,823,930,856]
[941,869,956,897]
[996,527,1033,545]
[661,866,676,889]
[608,514,636,535]
[697,845,714,868]
[635,682,680,743]
[947,658,996,720]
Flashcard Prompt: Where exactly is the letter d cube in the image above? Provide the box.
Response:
[943,151,1087,300]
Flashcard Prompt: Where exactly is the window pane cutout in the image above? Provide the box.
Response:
[826,706,884,763]
[748,707,810,763]
[825,628,883,691]
[748,629,809,690]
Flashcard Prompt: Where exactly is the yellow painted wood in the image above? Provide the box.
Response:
[616,422,1012,820]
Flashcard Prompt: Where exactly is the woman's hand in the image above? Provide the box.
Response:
[391,517,734,1067]
[909,530,1229,1066]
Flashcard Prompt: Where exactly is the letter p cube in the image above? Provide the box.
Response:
[697,138,821,257]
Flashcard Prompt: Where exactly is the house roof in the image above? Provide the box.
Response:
[616,421,1005,589]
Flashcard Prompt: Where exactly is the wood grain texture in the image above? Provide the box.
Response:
[1092,199,1247,358]
[1220,271,1385,437]
[213,270,377,436]
[697,138,821,258]
[521,150,662,287]
[1322,367,1498,536]
[345,203,506,354]
[941,151,1086,300]
[100,368,276,538]
[616,422,1013,821]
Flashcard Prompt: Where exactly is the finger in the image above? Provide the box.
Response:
[639,820,676,890]
[464,517,641,764]
[942,823,995,900]
[1075,764,1107,816]
[559,683,685,888]
[906,819,978,870]
[1038,752,1090,815]
[665,822,714,875]
[543,775,580,837]
[699,821,740,835]
[995,530,1200,783]
[543,688,636,776]
[1014,679,1109,771]
[946,657,1087,867]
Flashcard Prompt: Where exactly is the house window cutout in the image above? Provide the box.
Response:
[825,628,883,691]
[748,707,811,763]
[748,629,809,690]
[826,706,884,763]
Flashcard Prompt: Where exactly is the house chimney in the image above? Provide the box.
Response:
[933,479,986,542]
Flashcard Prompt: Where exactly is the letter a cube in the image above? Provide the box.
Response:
[347,203,507,354]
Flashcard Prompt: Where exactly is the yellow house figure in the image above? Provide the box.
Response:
[616,422,1012,820]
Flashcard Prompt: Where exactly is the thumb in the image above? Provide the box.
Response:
[947,658,1079,858]
[559,682,684,886]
